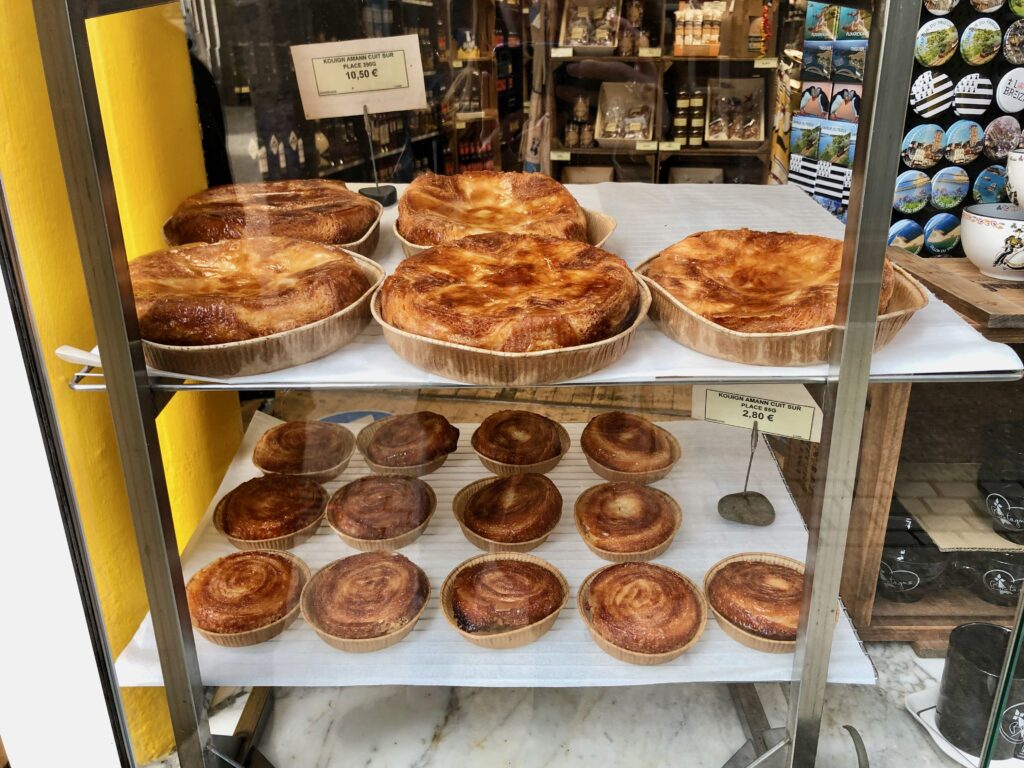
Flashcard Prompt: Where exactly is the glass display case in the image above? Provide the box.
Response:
[2,0,1024,766]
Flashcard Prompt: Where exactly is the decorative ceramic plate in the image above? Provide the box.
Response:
[944,120,984,164]
[916,19,959,67]
[902,123,946,169]
[924,213,962,254]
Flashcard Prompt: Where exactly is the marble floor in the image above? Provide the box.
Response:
[145,643,962,768]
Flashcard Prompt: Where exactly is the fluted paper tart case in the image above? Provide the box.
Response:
[636,249,928,367]
[452,477,560,553]
[582,426,681,485]
[440,553,569,649]
[191,550,311,648]
[703,552,811,654]
[577,563,707,665]
[327,482,437,552]
[573,485,682,563]
[370,275,651,386]
[253,422,355,484]
[472,419,571,477]
[300,555,430,652]
[141,252,385,378]
[213,487,325,552]
[355,415,456,477]
[393,207,617,257]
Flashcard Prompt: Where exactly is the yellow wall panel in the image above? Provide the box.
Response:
[1,1,241,760]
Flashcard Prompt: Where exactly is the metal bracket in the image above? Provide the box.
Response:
[723,684,788,768]
[209,688,277,768]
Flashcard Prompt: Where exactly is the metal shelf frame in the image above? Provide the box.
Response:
[20,0,941,766]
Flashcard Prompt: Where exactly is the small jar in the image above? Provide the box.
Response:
[573,94,591,122]
[618,27,635,56]
[580,121,595,147]
[564,121,580,148]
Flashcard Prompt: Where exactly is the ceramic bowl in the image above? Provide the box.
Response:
[961,203,1024,281]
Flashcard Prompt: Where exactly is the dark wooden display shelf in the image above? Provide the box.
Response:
[888,250,1024,343]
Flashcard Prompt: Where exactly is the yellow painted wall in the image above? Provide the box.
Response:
[0,2,241,760]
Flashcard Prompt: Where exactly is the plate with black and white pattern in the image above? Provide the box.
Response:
[955,73,995,116]
[911,71,955,118]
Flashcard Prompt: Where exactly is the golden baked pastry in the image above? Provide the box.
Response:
[471,410,563,465]
[305,552,428,639]
[253,421,351,475]
[463,475,562,543]
[327,476,433,540]
[364,412,459,467]
[581,412,676,473]
[707,560,803,641]
[164,179,379,245]
[575,483,677,554]
[451,558,564,633]
[582,562,702,654]
[379,233,639,352]
[129,236,370,346]
[642,229,896,333]
[186,551,305,635]
[215,475,326,542]
[397,171,587,245]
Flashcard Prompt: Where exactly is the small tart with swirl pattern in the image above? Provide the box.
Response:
[581,412,678,476]
[253,421,353,480]
[186,551,307,639]
[706,557,803,642]
[575,483,679,558]
[214,475,326,546]
[326,475,434,542]
[449,557,565,635]
[461,474,562,544]
[361,412,459,468]
[471,410,563,467]
[580,562,705,657]
[303,552,429,641]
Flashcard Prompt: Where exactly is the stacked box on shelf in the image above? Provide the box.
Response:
[787,2,870,223]
[885,0,1024,259]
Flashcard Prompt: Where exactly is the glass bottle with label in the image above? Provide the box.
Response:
[673,86,689,140]
[689,85,706,147]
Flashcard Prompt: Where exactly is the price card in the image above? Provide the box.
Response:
[291,35,426,118]
[551,47,573,58]
[659,140,682,151]
[754,57,779,69]
[692,384,823,442]
[638,47,661,57]
[550,150,571,161]
[636,140,659,150]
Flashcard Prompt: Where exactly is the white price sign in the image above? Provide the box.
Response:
[291,35,426,118]
[692,384,823,442]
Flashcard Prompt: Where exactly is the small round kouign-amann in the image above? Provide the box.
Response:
[364,412,460,467]
[707,560,804,641]
[580,412,675,473]
[450,559,564,634]
[471,410,563,465]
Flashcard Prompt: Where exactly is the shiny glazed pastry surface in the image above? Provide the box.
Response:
[451,559,564,634]
[584,562,701,654]
[364,412,460,466]
[164,179,379,245]
[471,410,562,465]
[642,229,896,333]
[707,560,803,641]
[186,551,304,634]
[397,171,587,245]
[216,475,326,541]
[327,475,433,540]
[580,412,675,473]
[306,552,428,639]
[253,421,350,474]
[379,233,639,352]
[575,483,677,553]
[129,236,370,346]
[463,475,562,542]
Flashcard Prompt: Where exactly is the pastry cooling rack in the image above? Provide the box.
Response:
[115,411,876,688]
[57,183,1022,389]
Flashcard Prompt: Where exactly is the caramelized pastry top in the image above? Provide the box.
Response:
[641,229,895,333]
[462,475,562,543]
[164,179,379,245]
[364,412,459,467]
[471,410,563,465]
[450,559,564,634]
[379,233,640,352]
[305,552,428,639]
[187,551,305,634]
[327,475,433,540]
[707,560,804,641]
[129,236,371,346]
[215,475,326,541]
[397,171,587,245]
[575,483,677,553]
[583,562,702,654]
[253,421,351,474]
[581,412,676,473]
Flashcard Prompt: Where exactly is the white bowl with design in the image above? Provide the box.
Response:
[961,203,1024,281]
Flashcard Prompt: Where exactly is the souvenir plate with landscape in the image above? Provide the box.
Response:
[931,166,970,210]
[973,165,1008,203]
[894,170,932,214]
[902,124,945,169]
[985,115,1023,160]
[924,212,962,255]
[924,0,960,14]
[916,19,959,67]
[945,120,984,164]
[889,219,926,255]
[972,0,1005,12]
[961,18,1002,66]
